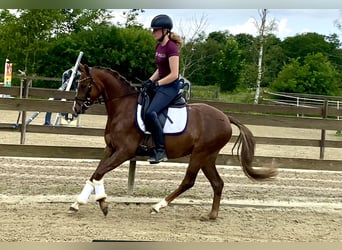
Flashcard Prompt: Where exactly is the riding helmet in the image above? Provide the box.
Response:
[150,14,173,30]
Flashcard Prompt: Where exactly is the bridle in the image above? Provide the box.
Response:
[74,74,138,113]
[74,76,101,113]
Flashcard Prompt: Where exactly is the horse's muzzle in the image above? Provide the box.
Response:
[72,102,82,115]
[73,98,91,115]
[72,112,79,118]
[80,101,91,113]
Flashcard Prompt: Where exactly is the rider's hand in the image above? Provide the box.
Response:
[142,79,153,88]
[143,79,158,92]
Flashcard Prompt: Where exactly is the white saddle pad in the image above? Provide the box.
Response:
[136,104,188,134]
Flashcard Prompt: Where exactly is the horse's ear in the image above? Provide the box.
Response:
[79,63,84,72]
[79,64,90,74]
[84,64,90,74]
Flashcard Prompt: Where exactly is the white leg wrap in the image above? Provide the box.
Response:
[151,198,168,214]
[76,180,94,204]
[93,178,107,201]
[70,201,80,211]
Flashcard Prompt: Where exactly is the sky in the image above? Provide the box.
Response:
[110,9,342,41]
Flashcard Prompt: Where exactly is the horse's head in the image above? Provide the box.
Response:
[73,64,138,116]
[73,64,102,115]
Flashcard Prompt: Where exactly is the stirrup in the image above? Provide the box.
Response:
[148,157,168,164]
[148,150,168,164]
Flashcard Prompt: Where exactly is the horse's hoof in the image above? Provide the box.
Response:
[199,214,217,221]
[68,206,78,213]
[99,199,109,217]
[101,206,108,217]
[150,206,160,214]
[68,201,79,213]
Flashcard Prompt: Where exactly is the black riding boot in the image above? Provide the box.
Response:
[147,114,168,164]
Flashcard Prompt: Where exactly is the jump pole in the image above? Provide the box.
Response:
[54,51,83,126]
[66,51,83,91]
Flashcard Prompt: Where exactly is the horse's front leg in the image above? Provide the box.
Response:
[91,148,135,216]
[69,146,112,213]
[69,178,109,215]
[71,146,133,216]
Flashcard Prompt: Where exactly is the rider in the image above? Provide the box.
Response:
[143,14,183,164]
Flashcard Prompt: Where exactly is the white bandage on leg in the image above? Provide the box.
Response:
[76,180,95,204]
[151,198,168,213]
[93,178,107,201]
[69,201,80,211]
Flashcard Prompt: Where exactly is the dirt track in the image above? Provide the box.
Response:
[1,110,342,242]
[1,157,342,242]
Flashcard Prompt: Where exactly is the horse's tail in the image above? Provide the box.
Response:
[228,115,278,180]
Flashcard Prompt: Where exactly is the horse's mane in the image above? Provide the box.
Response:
[93,66,137,91]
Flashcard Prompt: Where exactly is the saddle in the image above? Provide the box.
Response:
[135,80,189,156]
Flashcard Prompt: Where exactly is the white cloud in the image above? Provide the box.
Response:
[276,18,292,38]
[225,18,257,36]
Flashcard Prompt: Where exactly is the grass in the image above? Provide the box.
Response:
[190,85,256,104]
[190,85,220,100]
[218,89,256,103]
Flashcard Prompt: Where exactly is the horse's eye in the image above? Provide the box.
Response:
[79,82,88,89]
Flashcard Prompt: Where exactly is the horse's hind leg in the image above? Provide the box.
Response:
[153,152,224,220]
[151,158,201,214]
[200,162,224,220]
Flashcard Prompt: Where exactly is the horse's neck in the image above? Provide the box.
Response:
[101,76,136,100]
[101,76,137,114]
[104,92,137,117]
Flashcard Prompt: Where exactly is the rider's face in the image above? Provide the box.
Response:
[152,28,163,40]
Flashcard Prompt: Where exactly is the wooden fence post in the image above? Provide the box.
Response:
[319,100,328,159]
[127,159,137,194]
[20,78,29,144]
[337,100,341,135]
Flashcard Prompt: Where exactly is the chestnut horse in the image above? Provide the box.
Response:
[69,64,277,220]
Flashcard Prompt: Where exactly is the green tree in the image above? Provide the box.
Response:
[16,9,64,72]
[0,10,19,65]
[56,9,110,34]
[112,26,156,79]
[281,32,337,63]
[262,34,286,87]
[0,9,111,75]
[234,33,258,89]
[207,31,230,44]
[187,32,226,86]
[118,9,145,28]
[37,24,156,86]
[217,38,243,91]
[271,53,340,95]
[234,33,257,63]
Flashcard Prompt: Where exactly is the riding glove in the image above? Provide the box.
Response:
[142,79,153,87]
[143,79,158,92]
